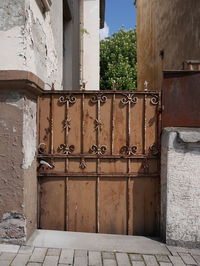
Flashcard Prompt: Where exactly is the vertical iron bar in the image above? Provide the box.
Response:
[81,93,84,154]
[97,98,101,233]
[111,93,115,155]
[143,93,147,155]
[50,94,54,154]
[127,99,131,235]
[65,98,69,231]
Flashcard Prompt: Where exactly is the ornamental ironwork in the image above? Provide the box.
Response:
[58,144,75,155]
[90,145,107,156]
[58,95,76,105]
[120,145,138,156]
[90,94,107,104]
[121,94,138,105]
[80,158,87,169]
[150,94,159,105]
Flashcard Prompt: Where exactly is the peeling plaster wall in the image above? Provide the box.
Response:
[0,0,63,89]
[0,89,38,243]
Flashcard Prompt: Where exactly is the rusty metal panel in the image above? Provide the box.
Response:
[162,71,200,128]
[38,90,160,236]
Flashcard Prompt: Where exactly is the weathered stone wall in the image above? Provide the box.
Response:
[0,75,40,244]
[137,0,200,90]
[161,127,200,248]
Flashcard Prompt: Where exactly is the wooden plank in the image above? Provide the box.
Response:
[99,95,112,154]
[68,95,81,154]
[100,159,127,173]
[67,178,96,232]
[68,159,96,173]
[132,177,159,235]
[53,95,65,154]
[83,95,97,154]
[39,96,51,153]
[113,95,127,155]
[130,95,144,154]
[39,177,65,230]
[99,178,127,234]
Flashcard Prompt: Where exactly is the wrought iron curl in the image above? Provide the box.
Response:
[38,143,47,154]
[58,144,75,155]
[90,145,107,156]
[120,145,138,156]
[90,94,107,104]
[150,94,159,105]
[58,95,76,105]
[121,94,138,105]
[80,158,87,169]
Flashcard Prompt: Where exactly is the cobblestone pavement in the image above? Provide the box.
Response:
[0,244,200,266]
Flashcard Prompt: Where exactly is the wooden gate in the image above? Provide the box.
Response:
[38,90,161,236]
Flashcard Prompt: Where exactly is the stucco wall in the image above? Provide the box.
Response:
[137,0,200,90]
[0,0,63,89]
[161,128,200,248]
[0,88,38,244]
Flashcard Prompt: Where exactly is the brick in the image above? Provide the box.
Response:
[18,246,34,254]
[47,248,61,256]
[88,251,102,266]
[131,262,145,266]
[11,254,30,266]
[74,250,87,266]
[167,246,188,256]
[29,247,47,263]
[143,255,159,266]
[156,255,170,263]
[190,249,200,256]
[0,244,19,253]
[102,252,115,259]
[0,260,13,266]
[169,255,185,266]
[103,259,117,266]
[129,254,143,261]
[59,249,74,265]
[178,252,197,265]
[43,255,59,266]
[116,253,131,266]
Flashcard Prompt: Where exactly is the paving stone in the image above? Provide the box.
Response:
[169,255,185,266]
[116,252,131,266]
[59,249,74,265]
[88,251,102,266]
[190,249,200,256]
[11,253,30,266]
[0,252,17,261]
[103,259,117,266]
[131,261,145,266]
[156,255,170,263]
[102,252,115,259]
[167,246,188,256]
[29,247,47,263]
[18,246,34,254]
[192,255,200,264]
[0,260,14,266]
[0,244,20,253]
[74,249,87,266]
[43,255,59,266]
[129,254,143,261]
[27,263,42,266]
[159,263,173,266]
[47,248,61,256]
[143,255,159,266]
[178,252,197,265]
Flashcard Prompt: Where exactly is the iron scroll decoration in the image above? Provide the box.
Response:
[58,95,76,105]
[58,144,75,155]
[121,94,138,105]
[90,145,107,156]
[90,93,107,104]
[120,145,138,156]
[150,94,159,105]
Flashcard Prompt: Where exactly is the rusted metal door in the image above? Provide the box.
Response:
[162,71,200,128]
[38,90,161,236]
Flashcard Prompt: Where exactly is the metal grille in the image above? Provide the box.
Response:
[38,90,161,235]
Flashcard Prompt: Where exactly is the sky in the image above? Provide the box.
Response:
[100,0,137,40]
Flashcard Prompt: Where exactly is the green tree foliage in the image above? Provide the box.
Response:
[100,29,137,90]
